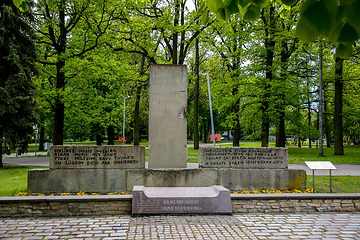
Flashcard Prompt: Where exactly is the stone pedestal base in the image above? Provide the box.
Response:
[28,168,306,195]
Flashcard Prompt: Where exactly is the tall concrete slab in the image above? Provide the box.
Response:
[148,65,188,168]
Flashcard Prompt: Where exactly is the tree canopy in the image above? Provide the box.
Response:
[1,0,38,166]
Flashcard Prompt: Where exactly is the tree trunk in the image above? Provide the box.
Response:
[260,6,275,147]
[334,57,344,155]
[232,86,240,147]
[53,2,66,145]
[0,127,3,168]
[193,38,200,149]
[134,55,145,146]
[203,120,209,143]
[38,123,45,151]
[324,98,331,148]
[308,98,312,148]
[276,111,285,147]
[96,132,102,146]
[134,84,141,146]
[107,125,115,145]
[276,36,288,148]
[53,100,64,145]
[172,0,180,64]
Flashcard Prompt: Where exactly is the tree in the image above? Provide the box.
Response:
[34,0,115,145]
[0,0,38,167]
[203,0,360,59]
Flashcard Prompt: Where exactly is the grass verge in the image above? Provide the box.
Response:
[0,166,48,197]
[307,175,360,193]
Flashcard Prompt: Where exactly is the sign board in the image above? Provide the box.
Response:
[118,136,125,142]
[305,161,337,170]
[210,134,221,142]
[49,145,145,169]
[199,147,288,169]
[305,161,336,193]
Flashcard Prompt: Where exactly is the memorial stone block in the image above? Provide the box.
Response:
[132,185,232,214]
[199,147,288,169]
[49,145,145,169]
[148,64,188,168]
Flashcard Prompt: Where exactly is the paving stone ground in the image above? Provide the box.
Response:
[0,213,359,239]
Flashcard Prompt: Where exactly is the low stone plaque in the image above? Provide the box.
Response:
[49,145,145,169]
[132,185,232,214]
[199,147,288,169]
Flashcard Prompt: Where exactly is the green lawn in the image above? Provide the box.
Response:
[0,166,48,197]
[307,175,360,193]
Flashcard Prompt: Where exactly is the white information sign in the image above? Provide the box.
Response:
[305,161,337,193]
[305,161,337,170]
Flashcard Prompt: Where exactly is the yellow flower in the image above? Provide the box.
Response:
[92,193,100,195]
[241,190,250,194]
[14,192,27,197]
[38,194,45,196]
[233,191,238,194]
[76,191,87,195]
[253,190,260,194]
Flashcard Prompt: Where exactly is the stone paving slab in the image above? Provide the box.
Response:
[0,213,359,239]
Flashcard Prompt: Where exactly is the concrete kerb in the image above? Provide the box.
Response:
[1,193,359,217]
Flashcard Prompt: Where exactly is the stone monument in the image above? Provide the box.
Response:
[27,64,306,196]
[148,64,188,168]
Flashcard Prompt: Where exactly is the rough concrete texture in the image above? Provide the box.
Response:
[148,64,188,168]
[218,169,307,191]
[199,147,288,169]
[132,185,232,214]
[28,168,126,195]
[126,169,219,190]
[49,145,145,169]
[28,168,306,194]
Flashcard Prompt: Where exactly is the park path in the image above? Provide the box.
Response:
[1,213,359,239]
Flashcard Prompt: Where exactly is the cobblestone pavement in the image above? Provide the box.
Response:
[1,213,359,239]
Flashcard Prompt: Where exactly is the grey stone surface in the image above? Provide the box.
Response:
[28,168,127,195]
[49,145,145,169]
[28,167,306,194]
[199,147,288,169]
[126,169,219,190]
[132,185,232,214]
[148,64,188,168]
[1,213,360,239]
[218,169,307,191]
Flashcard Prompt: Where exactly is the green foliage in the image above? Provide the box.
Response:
[202,0,360,58]
[12,0,27,12]
[0,0,38,156]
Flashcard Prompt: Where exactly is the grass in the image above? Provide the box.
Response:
[307,175,360,193]
[0,166,48,197]
[288,145,360,164]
